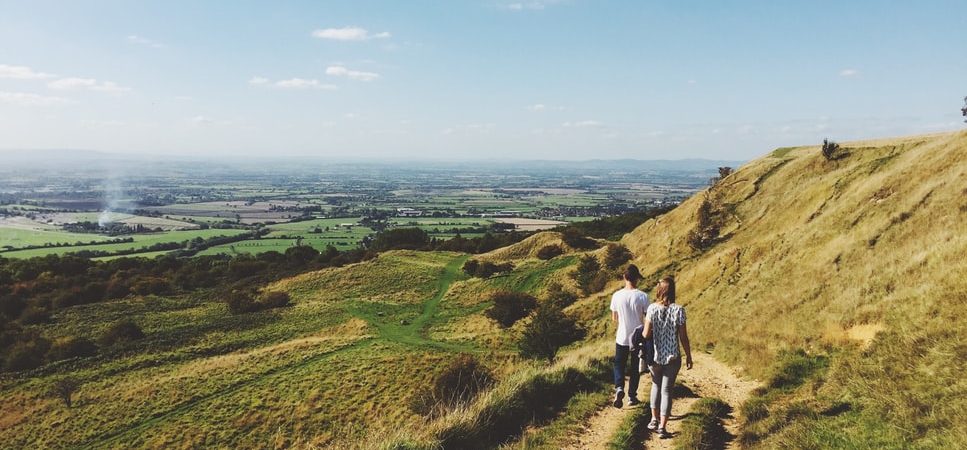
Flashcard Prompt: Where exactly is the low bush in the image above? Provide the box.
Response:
[435,366,600,450]
[543,282,577,309]
[560,229,599,250]
[98,319,145,347]
[409,354,495,416]
[463,259,514,278]
[603,244,632,270]
[518,303,585,361]
[572,255,602,295]
[46,336,97,361]
[536,244,564,260]
[485,291,537,328]
[259,291,291,308]
[3,336,50,371]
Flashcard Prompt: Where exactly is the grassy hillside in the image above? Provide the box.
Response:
[0,249,583,448]
[611,131,966,447]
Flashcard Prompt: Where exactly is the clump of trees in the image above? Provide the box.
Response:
[485,291,537,327]
[822,138,840,161]
[370,227,536,254]
[409,354,495,416]
[555,206,675,241]
[462,259,514,278]
[536,244,564,260]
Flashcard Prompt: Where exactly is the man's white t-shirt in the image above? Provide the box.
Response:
[610,288,649,346]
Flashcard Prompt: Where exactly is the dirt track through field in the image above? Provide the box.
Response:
[566,352,757,449]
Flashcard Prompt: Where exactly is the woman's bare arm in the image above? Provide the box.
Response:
[679,323,693,369]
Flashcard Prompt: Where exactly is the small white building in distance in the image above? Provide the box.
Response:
[397,207,422,217]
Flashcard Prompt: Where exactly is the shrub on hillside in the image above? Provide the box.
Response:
[130,277,171,296]
[259,291,291,309]
[226,289,292,314]
[409,354,495,416]
[687,196,720,251]
[485,291,538,328]
[561,229,599,250]
[536,244,564,260]
[18,305,50,325]
[543,282,578,309]
[603,243,632,270]
[225,289,259,314]
[463,259,514,278]
[98,319,145,347]
[3,335,50,371]
[46,336,97,361]
[572,255,602,295]
[462,259,479,276]
[821,138,840,161]
[518,302,585,361]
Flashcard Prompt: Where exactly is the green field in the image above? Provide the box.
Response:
[0,226,112,250]
[0,229,248,259]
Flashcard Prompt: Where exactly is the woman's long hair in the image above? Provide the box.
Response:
[656,276,676,304]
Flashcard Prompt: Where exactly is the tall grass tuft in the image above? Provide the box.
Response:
[675,398,730,450]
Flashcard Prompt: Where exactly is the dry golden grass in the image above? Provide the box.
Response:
[604,130,967,446]
[477,231,576,262]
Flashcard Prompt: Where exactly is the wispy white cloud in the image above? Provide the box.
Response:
[0,91,69,106]
[249,76,337,90]
[325,65,380,82]
[48,77,131,93]
[0,64,56,80]
[499,0,566,11]
[839,68,859,77]
[562,120,603,128]
[311,27,391,41]
[126,35,166,49]
[274,78,337,90]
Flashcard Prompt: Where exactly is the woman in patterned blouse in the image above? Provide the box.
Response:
[642,276,693,439]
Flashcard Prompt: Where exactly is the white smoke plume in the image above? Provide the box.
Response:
[98,173,124,227]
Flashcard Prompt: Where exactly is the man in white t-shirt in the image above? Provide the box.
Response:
[609,264,649,408]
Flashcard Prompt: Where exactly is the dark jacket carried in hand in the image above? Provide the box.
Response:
[630,325,654,366]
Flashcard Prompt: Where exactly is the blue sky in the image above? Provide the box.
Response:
[0,0,964,160]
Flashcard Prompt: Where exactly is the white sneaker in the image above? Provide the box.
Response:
[647,418,659,431]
